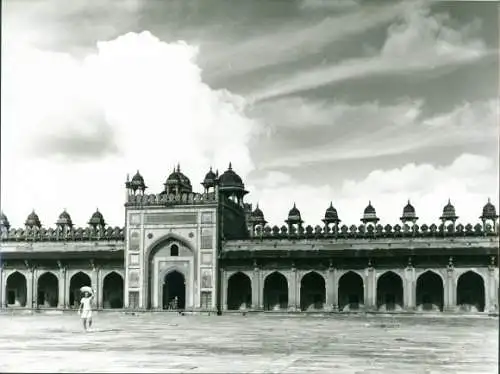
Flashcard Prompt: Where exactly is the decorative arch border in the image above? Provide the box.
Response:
[298,270,327,284]
[454,268,487,284]
[67,269,92,285]
[375,269,405,282]
[336,269,366,283]
[261,270,291,290]
[144,233,196,309]
[414,268,446,285]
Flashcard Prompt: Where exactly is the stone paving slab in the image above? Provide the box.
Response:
[0,313,497,373]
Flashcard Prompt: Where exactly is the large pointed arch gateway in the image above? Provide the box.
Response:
[338,271,364,311]
[37,272,59,308]
[227,272,252,310]
[376,271,403,311]
[457,271,485,312]
[6,272,27,307]
[263,272,288,310]
[416,271,443,311]
[300,272,325,311]
[146,234,195,310]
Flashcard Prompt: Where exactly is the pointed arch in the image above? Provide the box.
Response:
[145,233,195,309]
[102,271,124,309]
[300,271,325,311]
[338,271,364,311]
[227,272,252,310]
[6,271,27,307]
[376,271,403,311]
[416,270,443,311]
[37,272,59,308]
[69,272,91,309]
[457,270,485,312]
[163,270,186,310]
[263,271,288,311]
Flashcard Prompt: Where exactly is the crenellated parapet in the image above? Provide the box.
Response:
[1,225,125,242]
[249,221,498,240]
[126,191,217,207]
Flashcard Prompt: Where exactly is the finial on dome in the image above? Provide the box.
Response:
[408,199,411,205]
[228,162,232,170]
[177,163,180,172]
[293,202,296,208]
[488,197,491,203]
[448,198,451,204]
[216,169,219,177]
[330,201,333,208]
[126,173,130,182]
[209,166,213,172]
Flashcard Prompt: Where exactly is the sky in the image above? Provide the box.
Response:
[1,0,498,229]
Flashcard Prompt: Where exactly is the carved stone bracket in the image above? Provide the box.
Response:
[253,259,259,272]
[489,256,497,270]
[406,256,413,269]
[367,258,374,271]
[447,256,454,272]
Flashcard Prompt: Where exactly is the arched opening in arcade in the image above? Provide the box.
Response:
[37,272,59,308]
[102,272,124,309]
[300,272,325,311]
[69,272,91,308]
[263,272,288,310]
[376,271,403,311]
[416,271,443,312]
[338,271,364,311]
[227,272,252,310]
[162,271,186,310]
[457,271,485,312]
[5,272,27,307]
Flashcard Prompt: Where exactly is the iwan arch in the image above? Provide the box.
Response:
[1,164,498,315]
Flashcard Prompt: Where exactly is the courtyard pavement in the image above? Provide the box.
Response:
[0,312,497,373]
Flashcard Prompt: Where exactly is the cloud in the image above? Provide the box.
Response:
[1,31,260,227]
[203,1,417,81]
[247,153,498,227]
[249,2,491,103]
[259,98,498,168]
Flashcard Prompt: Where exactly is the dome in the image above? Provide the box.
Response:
[481,198,498,219]
[440,199,458,220]
[323,202,340,223]
[286,203,302,223]
[88,209,106,227]
[252,204,265,219]
[401,200,418,221]
[25,210,42,228]
[361,201,379,223]
[202,167,217,188]
[0,212,10,230]
[56,210,73,227]
[218,163,244,189]
[164,164,192,193]
[129,170,147,191]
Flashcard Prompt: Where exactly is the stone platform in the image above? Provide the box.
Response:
[0,313,497,373]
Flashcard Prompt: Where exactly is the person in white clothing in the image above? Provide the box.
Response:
[79,291,94,331]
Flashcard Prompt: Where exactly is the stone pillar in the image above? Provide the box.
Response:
[252,267,260,310]
[65,271,71,308]
[444,267,455,311]
[288,268,298,311]
[95,267,102,309]
[58,267,66,309]
[0,265,5,308]
[221,270,228,311]
[404,267,416,310]
[365,268,376,310]
[26,269,34,309]
[488,266,497,312]
[325,267,336,311]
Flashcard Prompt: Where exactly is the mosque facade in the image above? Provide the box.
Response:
[0,164,499,314]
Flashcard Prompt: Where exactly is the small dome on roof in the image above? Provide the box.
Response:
[166,164,191,184]
[440,199,458,220]
[252,204,265,219]
[88,209,106,227]
[25,210,42,228]
[218,163,244,189]
[202,167,217,188]
[481,198,498,219]
[401,200,418,221]
[0,212,10,230]
[129,170,147,190]
[286,203,303,224]
[57,209,73,227]
[323,202,340,223]
[361,201,379,223]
